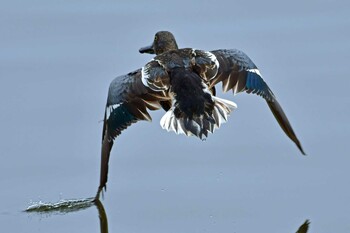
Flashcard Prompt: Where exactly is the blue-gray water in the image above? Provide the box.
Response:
[1,1,349,232]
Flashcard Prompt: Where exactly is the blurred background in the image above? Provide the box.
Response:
[0,0,349,232]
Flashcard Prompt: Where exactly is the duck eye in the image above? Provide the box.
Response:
[154,35,158,41]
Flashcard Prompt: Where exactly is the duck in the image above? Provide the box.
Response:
[95,31,305,199]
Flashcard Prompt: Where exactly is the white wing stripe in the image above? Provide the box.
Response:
[106,103,121,119]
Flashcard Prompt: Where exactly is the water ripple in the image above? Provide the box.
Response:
[25,197,95,214]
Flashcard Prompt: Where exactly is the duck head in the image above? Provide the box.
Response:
[139,31,179,55]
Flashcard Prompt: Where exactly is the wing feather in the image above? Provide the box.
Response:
[96,69,169,198]
[210,49,305,155]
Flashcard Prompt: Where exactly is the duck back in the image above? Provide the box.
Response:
[160,67,237,139]
[170,67,213,119]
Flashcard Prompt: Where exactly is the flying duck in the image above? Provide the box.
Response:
[95,31,305,199]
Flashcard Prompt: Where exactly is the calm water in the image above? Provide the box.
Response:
[1,1,349,232]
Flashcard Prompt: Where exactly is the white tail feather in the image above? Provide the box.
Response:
[160,96,237,139]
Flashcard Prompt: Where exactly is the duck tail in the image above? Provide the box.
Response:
[160,96,237,139]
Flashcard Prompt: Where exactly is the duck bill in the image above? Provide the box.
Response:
[139,44,155,54]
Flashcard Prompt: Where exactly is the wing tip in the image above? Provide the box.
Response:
[295,140,306,156]
[266,99,306,155]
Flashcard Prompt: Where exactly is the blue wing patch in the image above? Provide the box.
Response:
[245,69,275,101]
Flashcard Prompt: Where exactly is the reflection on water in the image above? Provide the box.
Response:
[24,197,309,233]
[94,199,109,233]
[296,220,310,233]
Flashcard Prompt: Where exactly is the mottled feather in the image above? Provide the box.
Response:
[96,69,169,198]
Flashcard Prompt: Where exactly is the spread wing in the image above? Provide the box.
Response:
[96,69,169,199]
[210,49,305,155]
